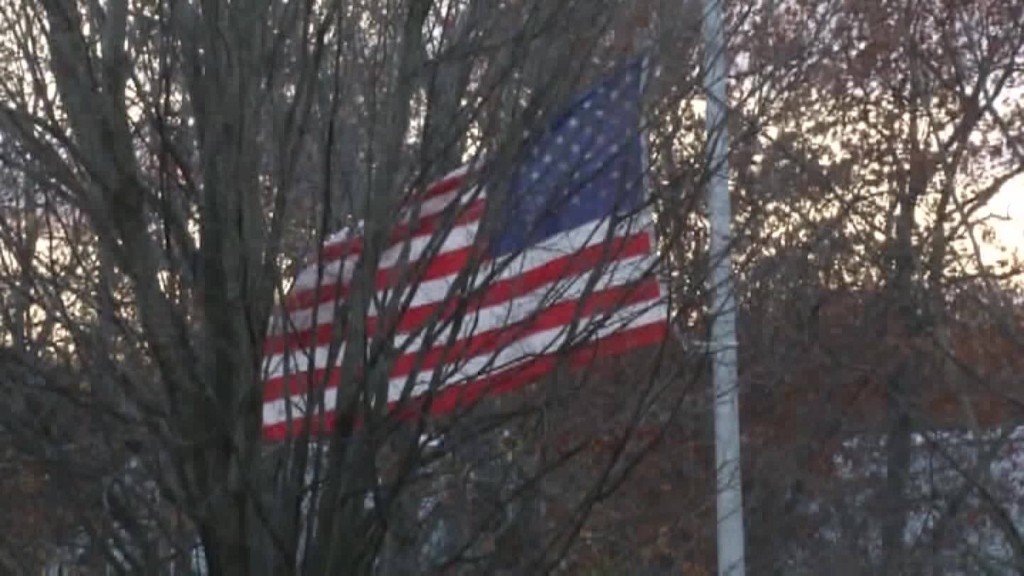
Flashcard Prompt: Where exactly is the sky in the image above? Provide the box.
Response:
[985,175,1024,261]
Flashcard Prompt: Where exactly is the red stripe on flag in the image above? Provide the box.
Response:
[265,232,653,355]
[387,280,662,376]
[261,278,662,401]
[421,171,467,200]
[311,195,482,266]
[260,320,668,441]
[284,243,479,311]
[286,202,484,309]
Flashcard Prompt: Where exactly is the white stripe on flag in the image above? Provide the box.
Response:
[262,252,656,380]
[290,220,481,293]
[278,214,650,335]
[261,300,664,426]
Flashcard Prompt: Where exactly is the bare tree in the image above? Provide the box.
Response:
[0,0,733,574]
[726,0,1024,573]
[9,1,1021,574]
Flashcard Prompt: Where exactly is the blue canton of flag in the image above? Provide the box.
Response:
[490,59,646,257]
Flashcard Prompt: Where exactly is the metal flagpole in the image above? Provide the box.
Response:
[700,0,747,575]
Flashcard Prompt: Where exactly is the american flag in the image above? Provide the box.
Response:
[261,59,669,441]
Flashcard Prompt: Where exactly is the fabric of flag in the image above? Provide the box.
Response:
[261,59,669,441]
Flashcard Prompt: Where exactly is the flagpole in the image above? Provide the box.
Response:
[701,0,747,575]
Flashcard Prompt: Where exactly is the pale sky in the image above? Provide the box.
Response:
[985,175,1024,262]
